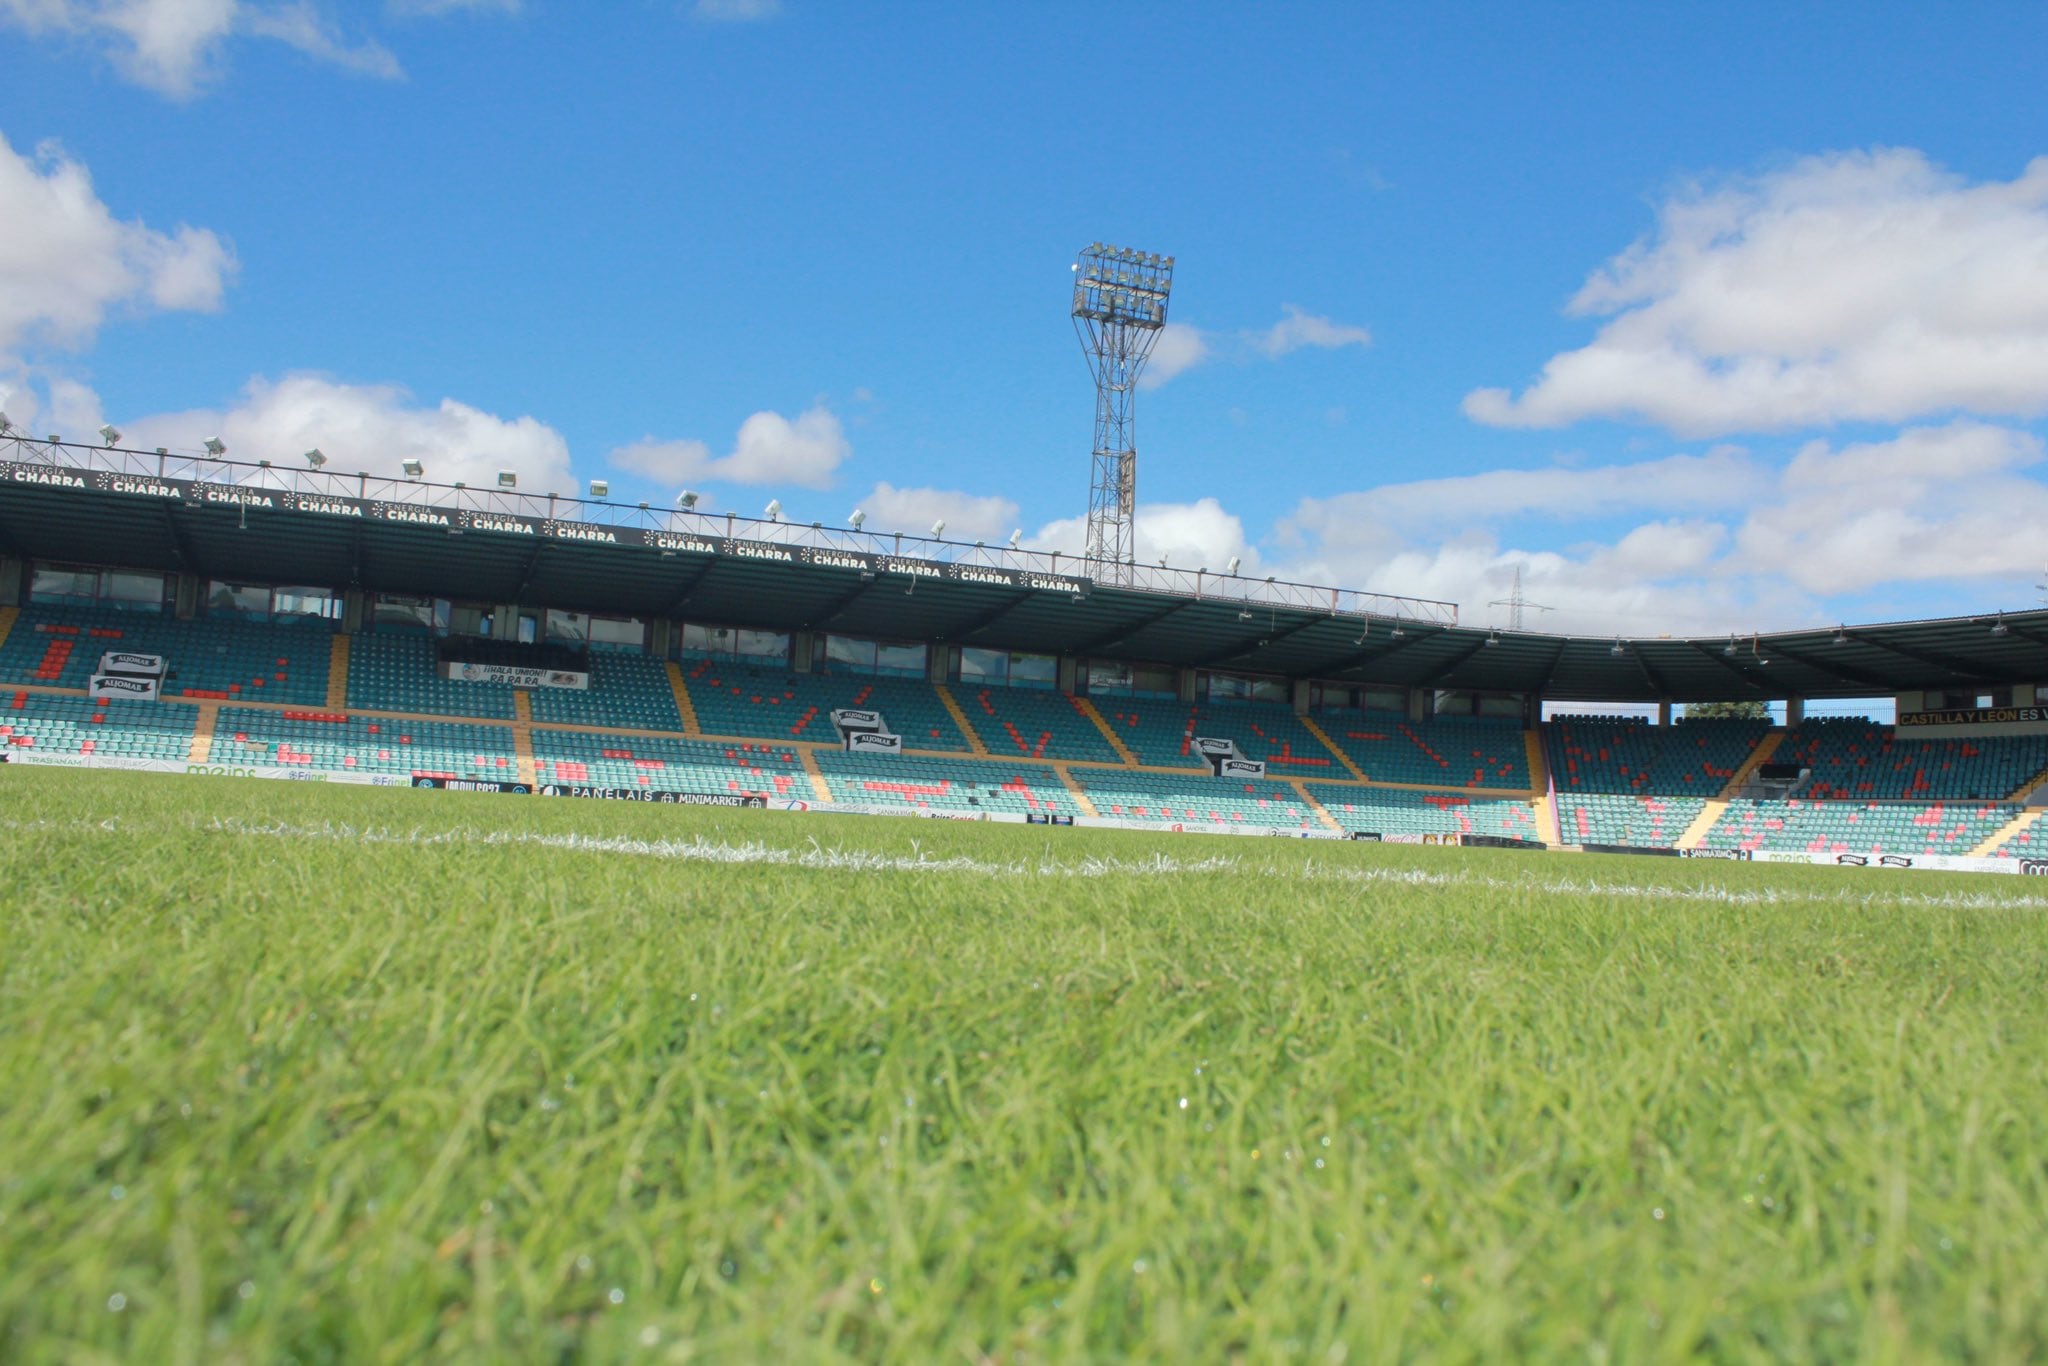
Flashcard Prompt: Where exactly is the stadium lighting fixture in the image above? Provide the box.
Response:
[98,424,121,447]
[1832,626,1849,645]
[1157,554,1168,568]
[304,448,326,469]
[1723,638,1738,656]
[848,509,866,530]
[1990,614,2010,637]
[497,470,517,489]
[402,458,424,478]
[1610,638,1627,657]
[764,498,783,521]
[258,459,272,469]
[1225,556,1240,575]
[1073,241,1175,584]
[0,411,11,434]
[587,478,607,499]
[677,490,699,510]
[1389,624,1406,638]
[203,437,226,457]
[930,519,946,538]
[1485,630,1500,646]
[1007,528,1022,549]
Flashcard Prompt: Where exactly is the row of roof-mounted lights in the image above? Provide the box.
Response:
[1088,243,1174,267]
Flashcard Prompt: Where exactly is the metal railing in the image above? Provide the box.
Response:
[0,434,1459,625]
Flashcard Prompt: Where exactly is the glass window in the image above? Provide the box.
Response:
[588,616,645,651]
[822,634,876,673]
[28,565,100,606]
[371,594,449,634]
[1085,660,1177,698]
[958,646,1007,681]
[1477,694,1523,718]
[448,603,493,638]
[272,586,339,623]
[1008,652,1056,689]
[206,581,272,620]
[103,571,167,612]
[875,641,926,677]
[680,624,790,663]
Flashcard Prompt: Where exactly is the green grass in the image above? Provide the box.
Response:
[3,767,2046,1362]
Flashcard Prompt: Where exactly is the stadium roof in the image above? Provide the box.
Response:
[3,443,2043,704]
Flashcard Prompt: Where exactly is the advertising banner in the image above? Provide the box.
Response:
[98,652,166,677]
[412,776,532,793]
[845,731,904,754]
[440,661,590,690]
[537,786,765,806]
[87,673,160,701]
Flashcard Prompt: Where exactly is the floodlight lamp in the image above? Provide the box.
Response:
[304,448,326,468]
[203,437,227,457]
[1610,639,1627,657]
[0,411,11,434]
[1157,555,1168,567]
[258,459,272,469]
[929,519,945,538]
[848,509,866,530]
[1991,615,2010,637]
[453,481,465,490]
[98,424,122,447]
[1723,638,1738,656]
[587,478,608,499]
[1832,626,1848,645]
[1007,528,1022,549]
[1485,630,1500,646]
[1389,624,1406,638]
[497,470,517,489]
[677,490,699,510]
[1225,556,1241,574]
[764,498,782,521]
[47,434,59,443]
[402,458,424,478]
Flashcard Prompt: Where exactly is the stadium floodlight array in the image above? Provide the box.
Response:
[849,509,866,530]
[402,458,424,478]
[1072,242,1174,586]
[304,448,326,468]
[99,424,122,447]
[497,470,517,489]
[204,436,227,457]
[588,478,608,499]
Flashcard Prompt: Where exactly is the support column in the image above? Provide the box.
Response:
[1058,655,1079,695]
[1657,699,1672,726]
[1177,668,1196,704]
[1784,697,1804,728]
[791,631,814,674]
[0,557,20,607]
[1408,688,1429,723]
[1291,679,1311,715]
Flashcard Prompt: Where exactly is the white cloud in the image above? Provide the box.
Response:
[1138,322,1210,390]
[121,372,574,492]
[0,132,235,355]
[1254,304,1372,358]
[1466,149,2048,436]
[690,0,779,20]
[1735,423,2048,594]
[1324,447,1767,531]
[0,0,400,96]
[387,0,516,14]
[609,404,850,489]
[853,482,1019,542]
[1030,497,1257,573]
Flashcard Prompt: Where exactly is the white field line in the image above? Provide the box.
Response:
[185,816,2048,912]
[7,813,2047,912]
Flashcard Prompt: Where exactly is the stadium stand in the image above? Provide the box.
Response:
[814,750,1081,818]
[1773,717,2048,801]
[0,606,333,705]
[1699,796,2019,858]
[526,651,683,731]
[1546,716,1768,796]
[954,684,1123,764]
[1066,766,1322,830]
[1994,810,2048,859]
[1312,711,1530,789]
[1085,696,1343,773]
[348,632,517,719]
[1553,793,1708,848]
[0,691,196,761]
[680,660,969,750]
[532,731,808,798]
[214,707,519,780]
[1306,783,1543,841]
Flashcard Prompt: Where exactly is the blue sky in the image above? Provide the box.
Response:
[4,0,2048,643]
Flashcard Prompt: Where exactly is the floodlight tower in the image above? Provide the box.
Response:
[1072,242,1173,584]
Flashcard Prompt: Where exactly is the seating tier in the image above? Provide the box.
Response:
[1312,712,1530,789]
[526,652,681,731]
[956,684,1122,764]
[1554,792,1707,848]
[1068,765,1320,830]
[0,606,332,705]
[349,633,516,719]
[1546,717,1768,796]
[1777,717,2048,801]
[533,732,806,798]
[0,691,196,761]
[215,708,518,779]
[1088,696,1343,773]
[1305,784,1542,841]
[681,662,969,750]
[814,751,1079,818]
[1700,797,2017,857]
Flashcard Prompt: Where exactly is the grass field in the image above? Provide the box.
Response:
[3,767,2046,1362]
